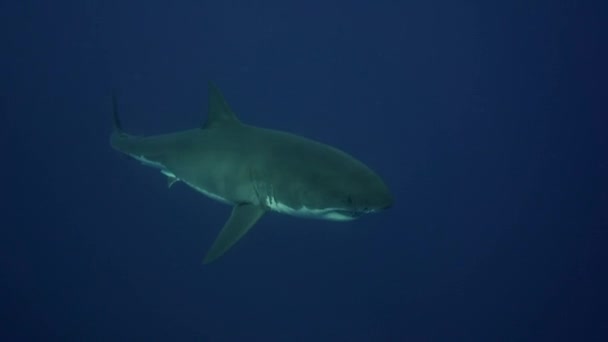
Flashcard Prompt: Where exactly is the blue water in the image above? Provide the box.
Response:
[2,1,606,341]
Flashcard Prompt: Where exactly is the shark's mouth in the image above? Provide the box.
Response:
[285,206,361,221]
[264,199,360,221]
[320,210,362,221]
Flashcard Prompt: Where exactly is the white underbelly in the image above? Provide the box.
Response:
[182,180,232,205]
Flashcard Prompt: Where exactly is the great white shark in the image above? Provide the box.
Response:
[110,83,393,264]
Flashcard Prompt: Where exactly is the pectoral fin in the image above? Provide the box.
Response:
[202,203,266,264]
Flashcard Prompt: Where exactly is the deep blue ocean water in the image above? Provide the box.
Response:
[2,1,606,341]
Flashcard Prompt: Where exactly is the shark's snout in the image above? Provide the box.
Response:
[381,191,394,210]
[372,195,393,213]
[367,179,393,212]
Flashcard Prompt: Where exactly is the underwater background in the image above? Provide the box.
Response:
[2,1,606,341]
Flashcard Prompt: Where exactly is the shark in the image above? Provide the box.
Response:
[110,83,393,264]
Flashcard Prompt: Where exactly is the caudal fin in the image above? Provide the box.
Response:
[111,91,125,135]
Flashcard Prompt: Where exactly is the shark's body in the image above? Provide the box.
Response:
[111,83,392,263]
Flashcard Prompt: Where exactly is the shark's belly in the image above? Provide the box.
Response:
[167,160,259,206]
[171,164,351,221]
[182,179,233,205]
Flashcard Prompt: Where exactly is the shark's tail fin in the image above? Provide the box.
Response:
[111,91,126,136]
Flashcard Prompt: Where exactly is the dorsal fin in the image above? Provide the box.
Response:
[203,82,241,128]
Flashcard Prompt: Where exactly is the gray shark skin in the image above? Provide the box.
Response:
[111,83,393,264]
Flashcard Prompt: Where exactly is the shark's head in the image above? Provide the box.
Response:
[311,164,393,221]
[272,149,393,221]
